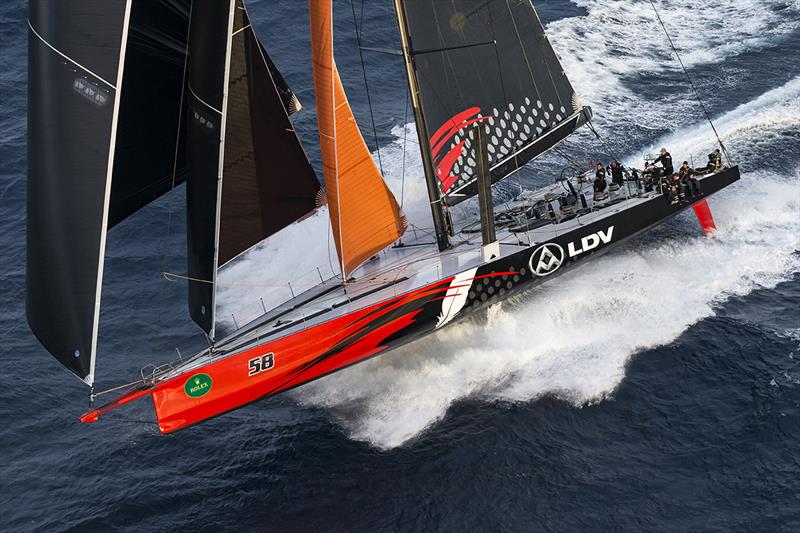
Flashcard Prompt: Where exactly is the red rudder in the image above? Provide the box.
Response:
[693,199,717,235]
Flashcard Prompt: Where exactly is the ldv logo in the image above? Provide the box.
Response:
[568,226,614,257]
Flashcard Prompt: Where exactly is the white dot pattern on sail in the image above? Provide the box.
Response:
[440,97,575,195]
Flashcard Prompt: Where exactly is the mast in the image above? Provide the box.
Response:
[393,0,450,251]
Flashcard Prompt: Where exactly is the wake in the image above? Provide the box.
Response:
[292,167,799,448]
[289,26,800,448]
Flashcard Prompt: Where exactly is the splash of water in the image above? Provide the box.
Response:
[290,54,800,449]
[550,0,800,126]
[637,76,800,162]
[293,167,799,449]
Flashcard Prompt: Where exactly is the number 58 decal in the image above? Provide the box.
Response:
[248,353,275,376]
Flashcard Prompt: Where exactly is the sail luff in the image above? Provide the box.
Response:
[87,0,133,386]
[208,0,237,341]
[309,0,406,278]
[308,0,344,277]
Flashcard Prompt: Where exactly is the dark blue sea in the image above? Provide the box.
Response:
[2,0,799,531]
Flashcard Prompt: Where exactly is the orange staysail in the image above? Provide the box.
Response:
[309,0,406,278]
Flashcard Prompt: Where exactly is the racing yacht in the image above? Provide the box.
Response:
[26,0,739,432]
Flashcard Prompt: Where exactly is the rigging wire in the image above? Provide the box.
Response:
[488,3,532,246]
[647,0,733,165]
[553,146,585,170]
[160,1,193,273]
[161,270,404,288]
[400,86,409,208]
[585,120,621,163]
[350,0,384,174]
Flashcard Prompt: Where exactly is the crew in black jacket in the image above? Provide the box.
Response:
[609,160,625,186]
[594,163,608,200]
[653,148,674,176]
[679,161,701,197]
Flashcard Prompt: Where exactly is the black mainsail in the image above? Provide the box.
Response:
[185,0,320,337]
[394,0,592,206]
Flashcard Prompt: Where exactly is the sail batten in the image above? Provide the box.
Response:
[309,0,406,278]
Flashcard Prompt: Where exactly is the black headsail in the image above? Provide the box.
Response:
[394,0,592,206]
[27,0,315,383]
[109,0,193,226]
[185,0,320,337]
[27,0,192,384]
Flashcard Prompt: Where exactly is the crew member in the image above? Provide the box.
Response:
[679,161,701,197]
[610,160,625,186]
[643,160,658,192]
[697,148,722,174]
[593,163,608,200]
[653,147,674,177]
[595,162,606,181]
[661,173,679,204]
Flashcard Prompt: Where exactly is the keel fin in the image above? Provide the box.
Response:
[692,199,717,235]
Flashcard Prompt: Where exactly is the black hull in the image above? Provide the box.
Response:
[380,166,741,348]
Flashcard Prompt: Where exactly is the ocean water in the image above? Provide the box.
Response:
[1,0,799,531]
